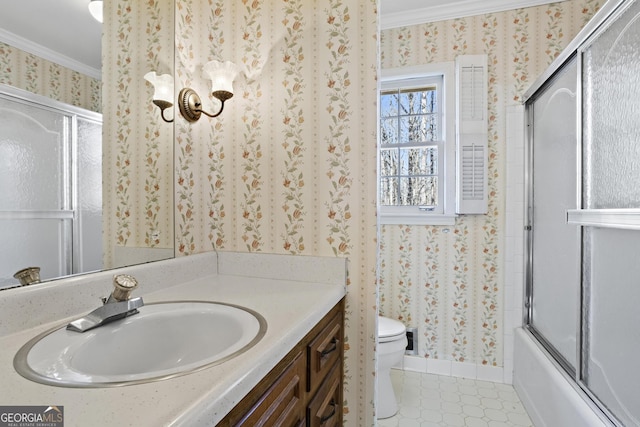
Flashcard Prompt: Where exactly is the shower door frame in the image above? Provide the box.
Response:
[523,0,640,426]
[0,84,103,286]
[524,49,582,377]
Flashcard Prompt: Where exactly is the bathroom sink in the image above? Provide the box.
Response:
[14,301,267,387]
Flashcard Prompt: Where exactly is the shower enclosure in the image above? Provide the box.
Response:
[523,0,640,425]
[0,85,102,289]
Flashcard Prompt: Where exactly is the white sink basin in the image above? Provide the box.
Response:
[14,301,267,387]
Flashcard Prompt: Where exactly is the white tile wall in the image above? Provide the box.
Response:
[427,358,452,376]
[403,354,427,372]
[503,104,526,385]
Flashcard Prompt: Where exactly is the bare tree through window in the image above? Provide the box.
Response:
[380,83,440,208]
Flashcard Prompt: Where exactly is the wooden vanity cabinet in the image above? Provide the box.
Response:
[233,352,306,426]
[218,299,344,427]
[307,362,342,427]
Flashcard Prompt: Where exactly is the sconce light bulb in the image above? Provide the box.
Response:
[203,60,240,97]
[145,72,175,123]
[144,72,174,103]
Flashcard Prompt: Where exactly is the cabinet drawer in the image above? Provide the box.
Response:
[234,352,305,427]
[219,299,345,426]
[306,362,342,427]
[307,311,342,395]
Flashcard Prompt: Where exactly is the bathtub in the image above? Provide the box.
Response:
[513,328,610,427]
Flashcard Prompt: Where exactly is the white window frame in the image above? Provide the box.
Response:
[378,62,456,225]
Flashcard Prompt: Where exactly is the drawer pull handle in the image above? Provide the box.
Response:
[320,338,338,357]
[320,399,337,424]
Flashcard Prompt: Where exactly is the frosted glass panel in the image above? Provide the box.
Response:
[0,90,102,288]
[77,118,103,273]
[584,227,640,426]
[0,219,71,287]
[583,0,640,209]
[529,58,580,369]
[0,98,67,210]
[525,0,640,424]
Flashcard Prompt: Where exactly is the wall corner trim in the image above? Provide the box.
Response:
[0,28,101,80]
[381,0,570,30]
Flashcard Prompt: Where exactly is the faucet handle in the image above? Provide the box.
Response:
[111,274,138,301]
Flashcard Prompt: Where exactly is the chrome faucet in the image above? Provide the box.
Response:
[66,274,144,333]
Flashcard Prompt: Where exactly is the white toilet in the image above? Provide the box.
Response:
[377,315,407,419]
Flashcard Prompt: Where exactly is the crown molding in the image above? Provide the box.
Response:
[381,0,569,30]
[0,28,101,81]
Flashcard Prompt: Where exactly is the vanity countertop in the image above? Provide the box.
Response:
[0,253,346,426]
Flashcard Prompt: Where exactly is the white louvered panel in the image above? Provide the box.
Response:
[460,66,485,122]
[456,55,488,214]
[461,144,485,201]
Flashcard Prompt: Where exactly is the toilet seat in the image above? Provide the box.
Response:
[378,316,406,343]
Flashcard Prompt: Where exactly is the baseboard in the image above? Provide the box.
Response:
[399,355,506,384]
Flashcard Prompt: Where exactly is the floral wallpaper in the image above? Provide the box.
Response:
[103,0,174,268]
[379,0,601,369]
[172,0,378,425]
[0,42,100,113]
[3,0,606,423]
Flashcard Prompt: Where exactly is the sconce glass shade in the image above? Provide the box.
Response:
[144,72,174,105]
[88,0,103,23]
[202,60,240,101]
[144,72,175,123]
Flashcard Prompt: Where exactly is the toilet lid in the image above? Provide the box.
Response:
[378,316,406,339]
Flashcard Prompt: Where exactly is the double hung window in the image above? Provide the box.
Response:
[379,63,456,225]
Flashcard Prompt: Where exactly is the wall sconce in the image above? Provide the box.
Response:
[145,61,240,124]
[144,72,175,123]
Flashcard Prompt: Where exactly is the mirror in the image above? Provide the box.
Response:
[0,0,175,289]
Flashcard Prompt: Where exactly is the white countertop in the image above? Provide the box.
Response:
[0,252,346,426]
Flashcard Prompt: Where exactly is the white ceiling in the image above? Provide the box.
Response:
[0,0,562,78]
[0,0,102,79]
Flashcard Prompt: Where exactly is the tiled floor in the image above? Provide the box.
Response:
[377,369,534,427]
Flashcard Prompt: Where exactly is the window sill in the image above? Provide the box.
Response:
[379,213,457,226]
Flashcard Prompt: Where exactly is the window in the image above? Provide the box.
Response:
[379,63,456,225]
[380,78,441,209]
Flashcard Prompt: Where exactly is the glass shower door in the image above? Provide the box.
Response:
[527,56,580,372]
[526,0,640,425]
[76,117,103,274]
[581,228,640,426]
[575,1,640,423]
[0,87,102,289]
[0,95,73,287]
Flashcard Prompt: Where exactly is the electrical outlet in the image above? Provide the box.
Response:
[405,327,418,355]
